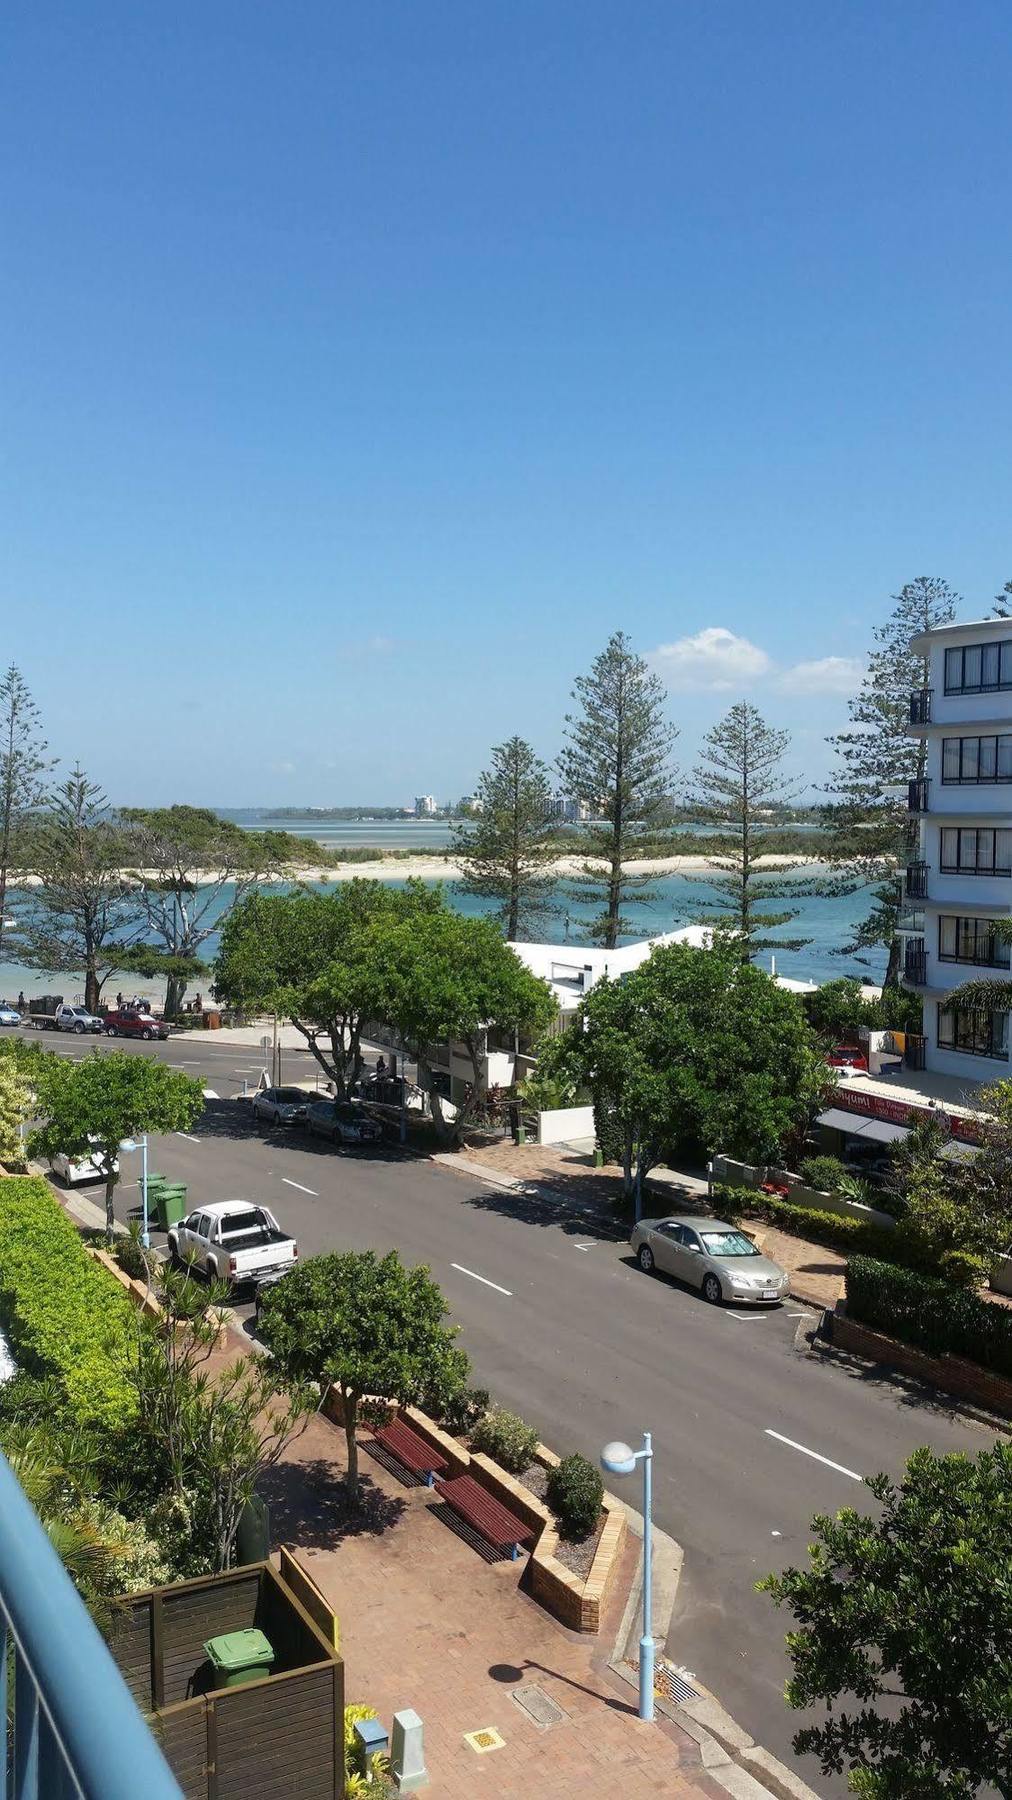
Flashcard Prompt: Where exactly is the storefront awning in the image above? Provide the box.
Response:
[816,1107,908,1145]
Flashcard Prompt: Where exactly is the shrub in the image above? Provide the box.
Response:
[547,1453,603,1541]
[470,1407,540,1474]
[715,1185,902,1263]
[440,1385,491,1438]
[938,1250,991,1290]
[0,1175,137,1429]
[846,1255,1012,1377]
[799,1155,847,1193]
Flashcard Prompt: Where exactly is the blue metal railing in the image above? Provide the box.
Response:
[0,1450,182,1800]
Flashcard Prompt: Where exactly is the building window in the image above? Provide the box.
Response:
[944,640,1012,694]
[937,916,1012,967]
[941,735,1012,783]
[939,827,1012,874]
[937,1006,1009,1059]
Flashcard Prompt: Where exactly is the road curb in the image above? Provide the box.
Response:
[609,1513,820,1800]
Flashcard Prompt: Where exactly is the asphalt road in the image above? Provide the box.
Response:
[13,1024,1000,1793]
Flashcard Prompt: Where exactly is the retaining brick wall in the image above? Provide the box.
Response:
[831,1304,1012,1418]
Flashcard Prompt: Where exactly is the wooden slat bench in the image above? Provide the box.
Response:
[373,1418,449,1487]
[434,1473,535,1561]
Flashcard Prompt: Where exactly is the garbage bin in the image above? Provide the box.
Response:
[160,1186,188,1228]
[203,1629,275,1690]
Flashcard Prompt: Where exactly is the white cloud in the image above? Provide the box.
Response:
[776,656,863,695]
[650,627,773,691]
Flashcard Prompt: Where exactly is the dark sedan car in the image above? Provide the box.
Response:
[305,1100,383,1146]
[103,1010,171,1041]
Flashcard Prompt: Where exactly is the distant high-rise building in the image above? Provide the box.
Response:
[414,795,437,817]
[546,792,589,823]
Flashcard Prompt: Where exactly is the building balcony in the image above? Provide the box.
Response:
[907,778,931,812]
[905,861,928,900]
[903,943,927,986]
[909,687,933,725]
[0,1448,182,1800]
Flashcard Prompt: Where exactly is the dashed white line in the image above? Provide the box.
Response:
[450,1263,512,1297]
[175,1133,200,1144]
[282,1178,318,1196]
[573,1242,596,1252]
[764,1429,862,1481]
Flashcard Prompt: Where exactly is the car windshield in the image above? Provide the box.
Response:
[699,1231,760,1259]
[276,1089,307,1103]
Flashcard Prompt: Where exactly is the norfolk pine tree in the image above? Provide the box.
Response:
[822,578,958,986]
[0,665,52,971]
[558,631,677,948]
[449,736,558,939]
[685,702,812,960]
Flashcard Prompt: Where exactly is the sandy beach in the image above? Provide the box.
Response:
[269,852,824,883]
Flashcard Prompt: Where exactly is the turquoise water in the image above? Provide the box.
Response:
[0,867,883,1003]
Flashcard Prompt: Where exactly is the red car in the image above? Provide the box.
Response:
[825,1044,868,1073]
[103,1010,171,1041]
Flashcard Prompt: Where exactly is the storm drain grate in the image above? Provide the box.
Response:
[656,1664,701,1706]
[510,1684,568,1729]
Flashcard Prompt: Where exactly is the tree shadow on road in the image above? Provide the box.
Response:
[804,1328,997,1427]
[460,1181,629,1241]
[188,1097,422,1163]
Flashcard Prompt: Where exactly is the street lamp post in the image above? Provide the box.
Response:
[118,1135,150,1248]
[602,1432,654,1720]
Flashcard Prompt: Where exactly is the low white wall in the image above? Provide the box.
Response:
[990,1255,1012,1297]
[713,1155,896,1232]
[537,1104,595,1146]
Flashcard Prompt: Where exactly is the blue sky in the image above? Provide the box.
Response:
[3,2,1011,807]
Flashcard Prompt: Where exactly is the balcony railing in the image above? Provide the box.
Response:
[903,943,927,986]
[907,778,931,812]
[905,861,928,900]
[904,1034,927,1071]
[909,687,933,725]
[0,1449,182,1800]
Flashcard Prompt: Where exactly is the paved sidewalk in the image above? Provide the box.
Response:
[268,1408,723,1799]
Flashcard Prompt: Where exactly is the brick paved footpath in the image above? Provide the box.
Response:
[269,1406,723,1799]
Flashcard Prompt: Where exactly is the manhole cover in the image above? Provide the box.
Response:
[463,1727,505,1755]
[511,1684,568,1729]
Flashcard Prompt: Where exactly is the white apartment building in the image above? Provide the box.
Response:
[903,616,1012,1079]
[545,793,590,823]
[413,795,437,817]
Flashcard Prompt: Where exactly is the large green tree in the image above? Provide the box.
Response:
[361,908,557,1142]
[120,806,284,1015]
[558,631,677,947]
[822,578,958,986]
[685,702,813,960]
[761,1442,1012,1797]
[29,1050,204,1239]
[549,939,824,1198]
[450,736,559,940]
[257,1250,466,1496]
[213,879,444,1099]
[0,665,52,974]
[18,768,146,1012]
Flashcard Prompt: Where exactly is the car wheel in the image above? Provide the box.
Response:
[637,1244,655,1274]
[73,1022,85,1034]
[702,1272,723,1305]
[105,1026,118,1036]
[142,1027,153,1041]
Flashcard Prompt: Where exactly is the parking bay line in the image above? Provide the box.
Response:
[175,1133,201,1144]
[450,1263,512,1297]
[764,1428,862,1482]
[281,1178,318,1196]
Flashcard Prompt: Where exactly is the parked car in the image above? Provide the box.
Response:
[0,1004,21,1026]
[103,1009,171,1041]
[49,1143,119,1186]
[629,1214,790,1306]
[825,1044,869,1073]
[167,1200,298,1290]
[29,997,102,1034]
[252,1086,312,1126]
[305,1100,383,1146]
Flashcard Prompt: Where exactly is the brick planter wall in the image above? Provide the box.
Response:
[830,1304,1012,1418]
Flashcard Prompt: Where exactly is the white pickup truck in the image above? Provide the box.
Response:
[167,1200,298,1290]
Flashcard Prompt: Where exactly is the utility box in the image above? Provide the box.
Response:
[204,1628,275,1690]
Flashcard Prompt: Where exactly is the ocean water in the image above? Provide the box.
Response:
[0,867,884,1004]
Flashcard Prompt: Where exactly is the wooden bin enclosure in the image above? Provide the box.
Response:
[110,1562,344,1800]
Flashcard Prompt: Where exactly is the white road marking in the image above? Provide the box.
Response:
[574,1242,596,1252]
[764,1429,862,1482]
[450,1263,512,1297]
[787,1311,814,1319]
[282,1178,318,1196]
[725,1309,770,1322]
[175,1133,200,1144]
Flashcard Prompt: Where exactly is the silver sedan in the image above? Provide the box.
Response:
[630,1214,789,1306]
[251,1086,311,1126]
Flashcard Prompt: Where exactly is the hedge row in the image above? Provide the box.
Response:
[714,1184,902,1263]
[846,1255,1012,1377]
[0,1176,138,1428]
